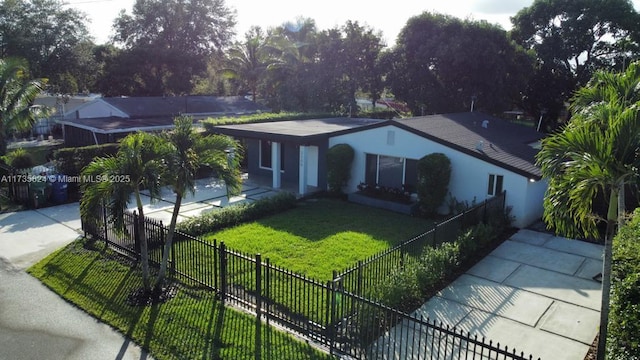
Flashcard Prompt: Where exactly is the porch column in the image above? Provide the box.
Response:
[299,145,308,195]
[271,141,281,189]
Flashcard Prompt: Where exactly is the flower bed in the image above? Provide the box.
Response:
[349,183,418,215]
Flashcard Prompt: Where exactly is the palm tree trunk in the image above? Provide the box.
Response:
[135,190,151,291]
[597,186,622,360]
[156,192,182,289]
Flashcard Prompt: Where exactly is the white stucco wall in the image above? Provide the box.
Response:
[330,125,545,228]
[64,99,128,119]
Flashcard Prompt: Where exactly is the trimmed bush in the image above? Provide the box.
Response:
[416,153,451,216]
[5,148,34,169]
[326,144,354,193]
[374,218,509,312]
[53,143,120,177]
[177,192,297,237]
[608,208,640,359]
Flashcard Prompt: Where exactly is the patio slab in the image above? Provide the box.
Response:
[437,274,553,327]
[490,240,585,275]
[508,229,553,246]
[504,265,601,311]
[543,236,604,260]
[381,230,602,360]
[466,255,521,283]
[538,301,601,345]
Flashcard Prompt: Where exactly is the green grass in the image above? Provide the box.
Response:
[203,199,434,281]
[28,239,332,360]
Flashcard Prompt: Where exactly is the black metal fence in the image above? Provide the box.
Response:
[82,191,538,359]
[335,192,507,297]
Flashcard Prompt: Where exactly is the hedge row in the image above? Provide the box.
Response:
[373,214,510,312]
[608,208,640,359]
[176,192,298,237]
[202,112,336,132]
[53,143,119,177]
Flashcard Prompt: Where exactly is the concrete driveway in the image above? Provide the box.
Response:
[380,229,603,360]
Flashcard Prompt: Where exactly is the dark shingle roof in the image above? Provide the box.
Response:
[393,112,545,179]
[102,96,267,118]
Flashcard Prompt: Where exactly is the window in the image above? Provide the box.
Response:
[487,174,503,196]
[365,154,417,190]
[259,140,285,171]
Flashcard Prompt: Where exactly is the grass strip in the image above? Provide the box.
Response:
[28,238,332,360]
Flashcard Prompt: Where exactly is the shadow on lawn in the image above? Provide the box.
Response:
[39,240,328,359]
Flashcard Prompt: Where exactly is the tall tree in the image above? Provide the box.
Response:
[511,0,640,128]
[0,58,47,155]
[390,12,532,115]
[111,0,236,95]
[0,0,91,89]
[223,26,273,102]
[80,132,165,292]
[264,18,320,111]
[536,62,640,359]
[155,116,241,289]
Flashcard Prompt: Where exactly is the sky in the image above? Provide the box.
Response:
[67,0,640,46]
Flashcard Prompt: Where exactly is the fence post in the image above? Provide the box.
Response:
[219,242,227,303]
[213,239,219,291]
[170,230,175,278]
[255,253,262,360]
[356,260,363,297]
[133,211,140,261]
[329,271,338,356]
[102,201,108,246]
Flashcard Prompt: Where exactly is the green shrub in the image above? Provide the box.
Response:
[5,148,34,169]
[373,264,422,311]
[416,153,451,216]
[53,143,120,177]
[326,144,354,193]
[375,220,504,310]
[608,208,640,359]
[177,192,297,236]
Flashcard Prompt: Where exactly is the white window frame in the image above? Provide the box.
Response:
[487,174,504,196]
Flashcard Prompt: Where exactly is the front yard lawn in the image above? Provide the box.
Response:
[28,239,332,360]
[202,198,434,280]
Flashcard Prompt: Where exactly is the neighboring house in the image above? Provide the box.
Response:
[213,112,547,228]
[58,96,268,147]
[28,94,98,137]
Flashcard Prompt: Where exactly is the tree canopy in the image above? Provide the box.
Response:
[389,12,533,115]
[0,0,93,92]
[511,0,640,128]
[105,0,236,96]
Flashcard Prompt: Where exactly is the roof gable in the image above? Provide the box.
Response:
[392,112,545,179]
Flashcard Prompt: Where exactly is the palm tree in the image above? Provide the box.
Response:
[536,61,640,359]
[154,116,242,289]
[80,132,165,292]
[223,26,274,102]
[0,58,47,155]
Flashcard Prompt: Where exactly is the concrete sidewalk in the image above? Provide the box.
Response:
[381,229,603,360]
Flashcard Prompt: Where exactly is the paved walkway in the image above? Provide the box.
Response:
[129,177,281,224]
[380,229,603,360]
